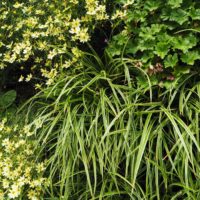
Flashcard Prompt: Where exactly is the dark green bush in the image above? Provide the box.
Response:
[108,0,200,87]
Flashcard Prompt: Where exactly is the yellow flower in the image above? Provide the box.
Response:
[123,0,135,8]
[2,138,10,147]
[78,28,90,43]
[2,179,9,189]
[62,60,72,68]
[23,125,31,134]
[25,74,33,82]
[0,122,5,131]
[25,167,32,177]
[5,141,15,153]
[35,83,42,90]
[112,10,127,20]
[13,2,24,9]
[17,176,26,187]
[69,19,81,34]
[8,184,21,199]
[18,139,26,146]
[34,118,43,129]
[28,190,39,200]
[47,49,57,60]
[72,47,82,58]
[70,0,78,4]
[36,163,45,173]
[30,179,43,188]
[2,166,12,178]
[69,26,80,34]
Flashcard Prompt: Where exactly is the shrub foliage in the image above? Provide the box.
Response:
[108,0,200,86]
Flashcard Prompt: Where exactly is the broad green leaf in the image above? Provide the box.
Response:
[157,33,173,43]
[151,24,166,34]
[190,8,200,20]
[138,40,155,51]
[140,51,154,62]
[139,27,155,40]
[154,42,170,59]
[126,10,148,22]
[169,9,188,25]
[164,53,178,68]
[0,90,17,109]
[172,34,197,53]
[168,0,183,8]
[139,24,164,40]
[113,34,129,46]
[107,43,122,57]
[144,0,161,11]
[181,50,200,65]
[174,65,190,75]
[161,8,172,21]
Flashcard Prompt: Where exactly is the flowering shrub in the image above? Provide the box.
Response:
[0,118,47,199]
[0,0,108,86]
[108,0,200,87]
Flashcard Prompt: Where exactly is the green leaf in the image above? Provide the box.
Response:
[151,24,166,34]
[139,27,155,40]
[138,40,155,51]
[157,33,173,43]
[144,0,161,11]
[174,65,190,75]
[168,0,183,8]
[0,90,17,109]
[154,42,170,59]
[172,34,197,53]
[125,41,138,54]
[126,10,148,22]
[140,51,154,62]
[113,34,129,46]
[189,8,200,20]
[107,45,121,56]
[161,8,172,21]
[136,76,149,87]
[181,50,200,65]
[164,53,178,68]
[139,24,165,40]
[169,9,188,25]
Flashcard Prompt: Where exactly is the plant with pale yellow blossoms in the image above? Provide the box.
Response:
[0,0,110,87]
[0,118,47,199]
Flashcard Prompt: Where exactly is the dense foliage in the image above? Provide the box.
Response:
[27,53,200,199]
[108,0,200,86]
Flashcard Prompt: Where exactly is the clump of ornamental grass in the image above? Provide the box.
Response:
[0,117,47,200]
[23,50,200,199]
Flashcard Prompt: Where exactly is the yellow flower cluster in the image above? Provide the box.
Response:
[0,0,108,86]
[0,119,47,200]
[111,10,127,20]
